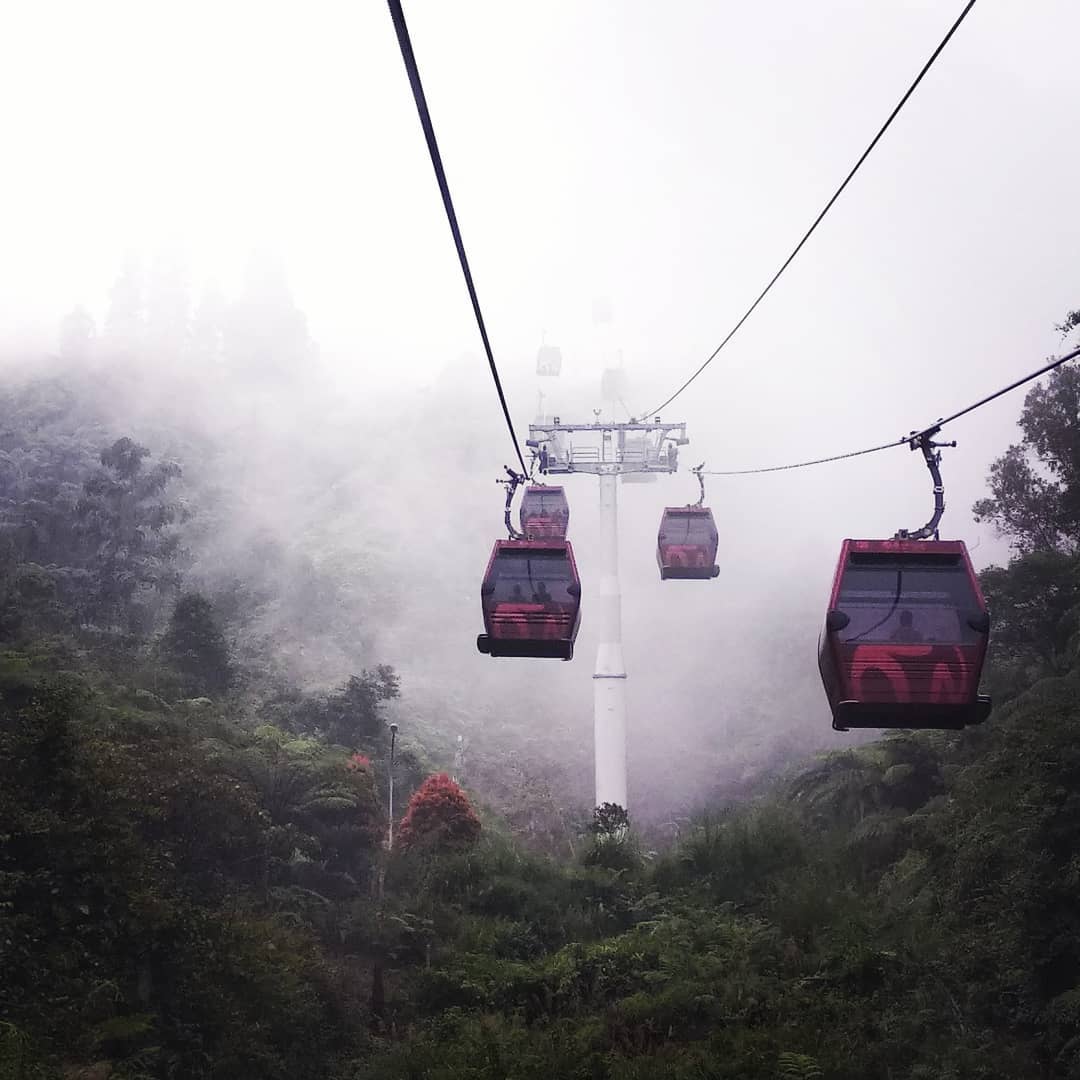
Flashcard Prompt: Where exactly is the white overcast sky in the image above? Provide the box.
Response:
[1,0,1078,551]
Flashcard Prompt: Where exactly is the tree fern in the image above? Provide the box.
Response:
[777,1051,824,1080]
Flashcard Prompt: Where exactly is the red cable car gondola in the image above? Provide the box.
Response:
[536,343,562,377]
[656,468,719,580]
[818,430,991,731]
[818,539,991,731]
[657,506,720,579]
[519,485,569,540]
[477,539,581,660]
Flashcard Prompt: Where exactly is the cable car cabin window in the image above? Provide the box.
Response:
[660,513,716,545]
[836,555,980,646]
[490,551,576,606]
[525,493,564,517]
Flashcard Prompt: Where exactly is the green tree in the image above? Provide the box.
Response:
[979,549,1080,700]
[0,388,182,640]
[582,802,644,872]
[973,361,1080,553]
[159,592,232,697]
[73,436,183,630]
[205,725,383,894]
[321,666,400,746]
[972,308,1080,697]
[590,802,629,837]
[276,666,400,749]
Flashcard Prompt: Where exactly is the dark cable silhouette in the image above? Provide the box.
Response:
[642,0,978,418]
[387,0,529,474]
[702,438,906,476]
[700,344,1080,476]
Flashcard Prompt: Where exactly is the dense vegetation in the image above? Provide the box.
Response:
[3,310,1080,1077]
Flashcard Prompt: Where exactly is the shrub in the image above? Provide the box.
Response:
[398,773,481,852]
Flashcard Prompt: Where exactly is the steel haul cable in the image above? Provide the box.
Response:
[384,0,1061,485]
[642,0,978,419]
[922,346,1080,433]
[387,0,529,474]
[700,345,1080,476]
[702,439,906,476]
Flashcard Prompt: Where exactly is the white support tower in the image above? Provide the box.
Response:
[527,418,689,811]
[593,466,626,808]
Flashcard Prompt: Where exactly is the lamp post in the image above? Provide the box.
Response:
[388,722,398,850]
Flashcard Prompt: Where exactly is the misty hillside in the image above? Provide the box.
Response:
[1,269,831,843]
[4,301,1080,1077]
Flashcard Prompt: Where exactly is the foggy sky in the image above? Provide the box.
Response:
[3,0,1080,816]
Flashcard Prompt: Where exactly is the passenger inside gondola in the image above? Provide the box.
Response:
[819,540,991,731]
[663,513,706,547]
[478,540,581,660]
[659,511,717,568]
[890,610,924,643]
[490,550,574,610]
[520,487,569,539]
[836,558,979,646]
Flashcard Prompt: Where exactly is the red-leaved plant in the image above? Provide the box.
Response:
[397,773,481,851]
[347,753,371,771]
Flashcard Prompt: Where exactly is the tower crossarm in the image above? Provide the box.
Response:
[527,420,689,476]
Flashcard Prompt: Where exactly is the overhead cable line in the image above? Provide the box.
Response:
[642,0,978,419]
[701,438,905,476]
[916,345,1080,436]
[701,344,1080,477]
[387,0,529,474]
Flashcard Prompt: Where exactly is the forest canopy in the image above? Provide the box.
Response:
[2,305,1080,1078]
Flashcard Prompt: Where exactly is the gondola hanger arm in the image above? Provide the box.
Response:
[690,463,706,508]
[895,425,957,541]
[498,466,527,540]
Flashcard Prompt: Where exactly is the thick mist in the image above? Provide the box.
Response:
[3,1,1080,826]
